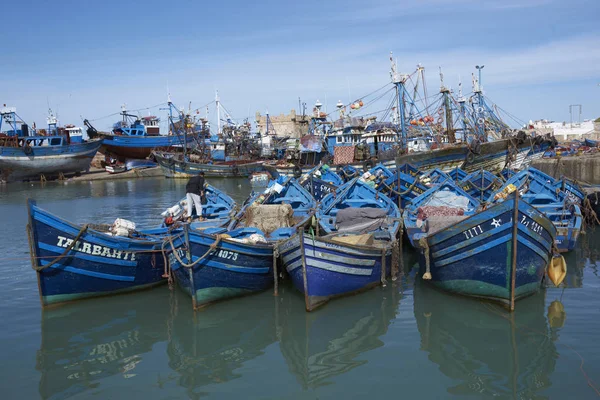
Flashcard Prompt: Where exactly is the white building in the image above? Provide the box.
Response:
[531,119,595,141]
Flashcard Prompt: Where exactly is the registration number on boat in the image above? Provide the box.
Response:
[215,250,238,261]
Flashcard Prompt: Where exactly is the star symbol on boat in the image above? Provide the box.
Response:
[491,218,502,228]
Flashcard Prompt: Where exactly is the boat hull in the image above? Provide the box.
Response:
[420,196,555,306]
[0,140,102,182]
[169,229,274,309]
[100,134,192,159]
[155,152,264,178]
[281,234,392,311]
[396,138,539,173]
[27,200,167,307]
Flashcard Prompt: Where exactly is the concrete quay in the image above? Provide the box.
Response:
[531,153,600,185]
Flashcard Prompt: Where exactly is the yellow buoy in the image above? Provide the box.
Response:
[547,300,566,328]
[547,255,567,287]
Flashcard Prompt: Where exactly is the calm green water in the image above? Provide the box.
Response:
[1,177,599,399]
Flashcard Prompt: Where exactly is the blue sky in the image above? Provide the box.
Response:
[1,0,599,131]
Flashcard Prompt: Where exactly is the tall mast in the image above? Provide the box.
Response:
[474,65,485,141]
[439,67,455,143]
[457,77,467,142]
[215,90,221,135]
[390,52,408,151]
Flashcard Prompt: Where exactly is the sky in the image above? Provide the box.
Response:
[1,0,599,132]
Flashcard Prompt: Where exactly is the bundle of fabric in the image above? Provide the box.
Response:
[245,204,293,235]
[417,206,464,220]
[336,207,389,234]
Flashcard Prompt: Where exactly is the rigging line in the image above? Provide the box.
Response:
[129,102,168,113]
[323,81,393,119]
[486,97,527,126]
[87,111,122,122]
[192,100,216,114]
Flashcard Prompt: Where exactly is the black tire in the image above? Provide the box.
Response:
[363,159,374,172]
[232,165,239,176]
[466,152,476,163]
[471,140,481,155]
[293,165,302,179]
[23,145,33,156]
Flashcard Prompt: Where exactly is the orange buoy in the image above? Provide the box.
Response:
[547,255,567,287]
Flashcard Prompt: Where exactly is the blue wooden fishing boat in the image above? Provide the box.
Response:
[27,200,169,307]
[499,168,516,181]
[27,184,235,307]
[488,169,583,252]
[403,181,481,249]
[168,177,316,309]
[447,166,468,181]
[417,192,556,309]
[459,169,503,201]
[297,164,343,201]
[374,165,428,209]
[0,107,102,182]
[83,106,193,159]
[281,177,401,311]
[584,138,598,147]
[161,184,237,226]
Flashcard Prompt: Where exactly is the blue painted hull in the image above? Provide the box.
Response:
[281,233,392,311]
[27,200,167,307]
[169,229,274,309]
[0,140,102,182]
[101,134,192,159]
[420,196,556,306]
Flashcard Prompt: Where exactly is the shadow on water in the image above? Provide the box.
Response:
[276,284,402,390]
[36,290,171,400]
[166,291,278,400]
[414,279,561,399]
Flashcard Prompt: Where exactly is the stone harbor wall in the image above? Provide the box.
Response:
[532,154,600,184]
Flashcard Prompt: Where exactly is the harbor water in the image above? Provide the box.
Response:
[1,177,599,399]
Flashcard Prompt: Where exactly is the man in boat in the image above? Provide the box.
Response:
[185,172,205,222]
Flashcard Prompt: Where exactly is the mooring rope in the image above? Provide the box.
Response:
[30,224,89,271]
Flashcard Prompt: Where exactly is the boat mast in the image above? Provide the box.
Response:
[215,90,221,136]
[457,77,467,142]
[439,68,455,143]
[474,65,486,141]
[390,52,407,151]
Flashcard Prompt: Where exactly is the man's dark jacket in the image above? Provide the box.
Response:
[186,175,205,195]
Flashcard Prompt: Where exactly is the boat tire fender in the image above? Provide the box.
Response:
[23,145,33,156]
[363,159,374,172]
[232,165,239,176]
[293,165,302,178]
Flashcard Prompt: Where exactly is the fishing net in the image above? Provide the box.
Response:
[245,204,293,235]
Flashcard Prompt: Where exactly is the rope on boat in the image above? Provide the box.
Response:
[379,176,421,197]
[31,224,89,271]
[419,237,432,280]
[465,177,502,193]
[166,233,226,268]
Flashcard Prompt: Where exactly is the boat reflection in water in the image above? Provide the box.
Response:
[166,292,277,397]
[277,284,401,389]
[414,279,561,398]
[36,291,170,400]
